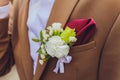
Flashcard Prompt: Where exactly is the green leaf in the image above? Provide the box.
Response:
[32,38,40,42]
[40,31,44,43]
[37,48,41,54]
[45,55,51,61]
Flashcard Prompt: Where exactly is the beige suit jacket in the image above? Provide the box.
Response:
[0,0,120,80]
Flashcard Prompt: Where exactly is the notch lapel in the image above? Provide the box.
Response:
[33,0,78,80]
[16,0,34,79]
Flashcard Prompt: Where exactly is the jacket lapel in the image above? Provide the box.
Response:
[17,0,34,79]
[33,0,78,80]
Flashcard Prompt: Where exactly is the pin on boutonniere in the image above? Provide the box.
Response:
[32,23,77,73]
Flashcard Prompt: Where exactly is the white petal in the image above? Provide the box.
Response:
[40,54,45,59]
[39,60,44,65]
[52,23,62,31]
[55,45,70,58]
[47,26,52,30]
[69,37,77,42]
[41,44,44,48]
[49,30,53,36]
[41,48,46,54]
[45,36,69,58]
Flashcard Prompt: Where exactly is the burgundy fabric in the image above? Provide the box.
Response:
[66,18,96,45]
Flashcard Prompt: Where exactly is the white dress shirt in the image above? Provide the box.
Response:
[0,0,55,74]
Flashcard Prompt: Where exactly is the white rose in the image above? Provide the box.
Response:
[45,36,70,58]
[55,45,70,58]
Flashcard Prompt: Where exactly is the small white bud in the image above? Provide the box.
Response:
[52,23,62,31]
[47,26,52,30]
[39,60,44,65]
[41,48,46,54]
[40,54,45,59]
[69,37,77,42]
[41,44,44,49]
[49,30,53,36]
[52,23,62,28]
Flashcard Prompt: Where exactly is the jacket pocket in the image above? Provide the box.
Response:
[41,41,98,80]
[70,41,96,53]
[66,41,98,80]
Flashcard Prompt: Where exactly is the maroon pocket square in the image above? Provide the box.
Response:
[66,18,96,45]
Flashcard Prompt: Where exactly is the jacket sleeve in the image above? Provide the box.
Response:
[0,17,14,76]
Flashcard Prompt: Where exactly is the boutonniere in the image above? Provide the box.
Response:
[32,18,97,74]
[32,23,77,73]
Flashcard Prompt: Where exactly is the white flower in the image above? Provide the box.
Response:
[39,60,44,65]
[40,54,45,59]
[69,37,77,42]
[41,48,46,55]
[42,30,49,41]
[49,30,53,36]
[45,36,70,58]
[55,45,70,58]
[47,26,52,30]
[41,44,44,49]
[52,23,63,32]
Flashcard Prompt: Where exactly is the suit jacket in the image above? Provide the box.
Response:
[0,0,120,80]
